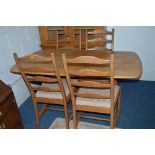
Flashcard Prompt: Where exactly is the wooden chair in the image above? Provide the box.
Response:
[56,29,82,50]
[62,53,121,129]
[14,53,70,128]
[85,28,115,51]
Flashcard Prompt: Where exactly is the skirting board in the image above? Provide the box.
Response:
[141,72,155,81]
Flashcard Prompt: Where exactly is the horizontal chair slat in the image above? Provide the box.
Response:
[69,69,110,77]
[88,30,113,35]
[74,92,111,99]
[23,66,55,73]
[80,115,110,122]
[33,86,61,92]
[20,54,52,62]
[36,98,63,105]
[88,38,112,43]
[87,47,108,50]
[28,76,58,83]
[66,56,110,64]
[72,80,111,88]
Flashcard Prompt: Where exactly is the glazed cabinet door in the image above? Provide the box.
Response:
[39,26,66,49]
[39,26,105,50]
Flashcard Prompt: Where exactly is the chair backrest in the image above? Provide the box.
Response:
[14,53,67,103]
[62,53,115,107]
[56,29,82,50]
[85,28,114,51]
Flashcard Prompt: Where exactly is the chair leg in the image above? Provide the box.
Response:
[33,102,40,128]
[110,112,114,129]
[117,89,121,120]
[36,115,40,128]
[73,109,77,129]
[111,88,122,129]
[110,120,114,129]
[64,104,69,129]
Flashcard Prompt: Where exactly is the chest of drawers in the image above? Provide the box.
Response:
[0,80,23,129]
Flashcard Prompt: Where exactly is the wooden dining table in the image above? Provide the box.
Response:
[10,49,142,80]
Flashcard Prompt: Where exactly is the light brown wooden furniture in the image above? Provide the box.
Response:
[62,53,121,128]
[11,49,142,80]
[85,28,114,51]
[56,29,82,50]
[39,26,104,50]
[13,53,71,128]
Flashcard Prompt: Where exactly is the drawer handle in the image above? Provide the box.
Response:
[0,111,3,117]
[0,111,5,129]
[0,123,5,129]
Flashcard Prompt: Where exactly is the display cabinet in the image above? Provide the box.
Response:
[39,26,105,50]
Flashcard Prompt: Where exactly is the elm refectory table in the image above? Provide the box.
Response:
[10,49,142,80]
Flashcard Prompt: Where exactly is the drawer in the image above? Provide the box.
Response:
[0,80,23,129]
[0,110,23,128]
[0,94,15,116]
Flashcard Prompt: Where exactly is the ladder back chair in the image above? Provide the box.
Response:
[62,53,121,129]
[56,29,82,50]
[14,53,70,128]
[85,28,115,51]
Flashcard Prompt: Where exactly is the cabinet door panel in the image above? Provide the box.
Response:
[47,26,64,40]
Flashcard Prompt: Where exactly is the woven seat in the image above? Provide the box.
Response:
[36,79,69,99]
[76,85,120,108]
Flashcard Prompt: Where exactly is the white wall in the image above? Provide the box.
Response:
[0,26,41,107]
[110,26,155,81]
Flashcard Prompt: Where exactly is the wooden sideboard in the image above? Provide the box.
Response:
[38,26,105,50]
[0,80,23,129]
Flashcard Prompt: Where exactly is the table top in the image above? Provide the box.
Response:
[10,49,142,80]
